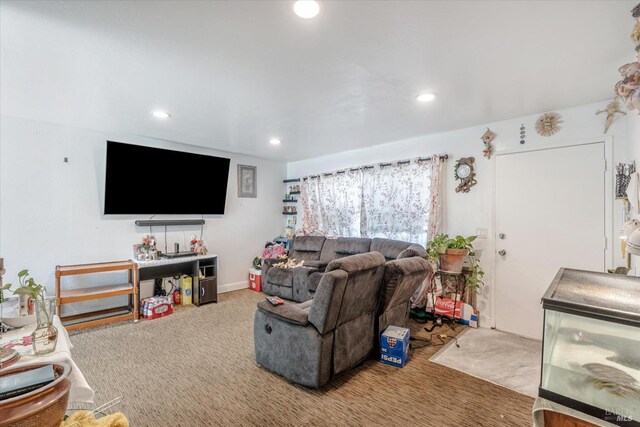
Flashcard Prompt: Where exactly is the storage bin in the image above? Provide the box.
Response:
[249,268,262,292]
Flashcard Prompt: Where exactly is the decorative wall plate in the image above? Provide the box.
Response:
[535,112,562,137]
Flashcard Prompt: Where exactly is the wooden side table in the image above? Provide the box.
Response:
[55,260,139,330]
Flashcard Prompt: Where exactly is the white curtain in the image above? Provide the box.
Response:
[301,170,362,237]
[301,157,445,243]
[361,161,432,244]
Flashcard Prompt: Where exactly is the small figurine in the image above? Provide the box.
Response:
[596,98,627,133]
[194,240,208,255]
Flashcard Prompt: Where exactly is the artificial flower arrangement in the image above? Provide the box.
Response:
[252,242,287,270]
[134,235,157,260]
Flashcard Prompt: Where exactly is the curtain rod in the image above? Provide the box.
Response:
[302,154,448,179]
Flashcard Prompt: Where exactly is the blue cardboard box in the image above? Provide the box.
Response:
[379,326,410,368]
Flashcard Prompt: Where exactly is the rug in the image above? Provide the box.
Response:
[430,327,542,398]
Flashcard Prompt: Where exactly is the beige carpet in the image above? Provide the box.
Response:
[68,290,534,426]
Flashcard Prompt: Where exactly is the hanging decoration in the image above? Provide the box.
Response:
[454,157,477,193]
[480,128,496,159]
[596,98,627,133]
[535,112,562,137]
[519,124,526,144]
[614,4,640,113]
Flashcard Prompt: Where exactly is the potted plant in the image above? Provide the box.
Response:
[426,233,485,294]
[7,270,58,355]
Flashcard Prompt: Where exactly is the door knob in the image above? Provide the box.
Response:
[498,249,507,256]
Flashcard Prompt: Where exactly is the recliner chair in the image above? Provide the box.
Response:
[253,252,386,388]
[377,256,432,346]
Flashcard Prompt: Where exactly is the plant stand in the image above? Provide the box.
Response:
[431,269,471,330]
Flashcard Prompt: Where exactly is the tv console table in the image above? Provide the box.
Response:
[135,254,218,306]
[56,255,218,330]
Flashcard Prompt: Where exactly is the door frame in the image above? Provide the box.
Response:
[489,136,613,330]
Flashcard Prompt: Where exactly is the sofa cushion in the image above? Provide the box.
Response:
[267,268,293,287]
[294,236,326,252]
[308,272,324,293]
[333,237,372,258]
[370,238,413,261]
[319,238,338,262]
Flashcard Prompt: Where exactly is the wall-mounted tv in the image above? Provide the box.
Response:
[104,141,231,215]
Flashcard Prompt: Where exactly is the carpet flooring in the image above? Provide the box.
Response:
[430,328,541,398]
[68,289,534,426]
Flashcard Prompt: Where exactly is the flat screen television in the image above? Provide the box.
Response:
[104,141,231,215]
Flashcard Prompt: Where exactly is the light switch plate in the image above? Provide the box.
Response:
[475,228,488,239]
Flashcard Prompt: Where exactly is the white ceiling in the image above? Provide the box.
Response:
[0,0,635,161]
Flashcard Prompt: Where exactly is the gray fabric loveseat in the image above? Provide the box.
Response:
[262,236,427,303]
[254,252,386,388]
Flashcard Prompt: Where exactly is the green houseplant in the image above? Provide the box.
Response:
[7,270,58,355]
[426,234,485,294]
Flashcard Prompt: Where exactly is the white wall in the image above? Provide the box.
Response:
[626,112,640,274]
[0,116,285,313]
[288,100,629,327]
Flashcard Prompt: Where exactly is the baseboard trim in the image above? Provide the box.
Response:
[218,280,249,294]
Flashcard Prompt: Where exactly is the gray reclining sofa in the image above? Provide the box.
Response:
[255,237,432,387]
[262,236,428,303]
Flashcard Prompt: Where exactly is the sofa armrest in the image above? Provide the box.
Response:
[397,244,427,259]
[385,256,431,275]
[303,260,329,269]
[257,299,310,326]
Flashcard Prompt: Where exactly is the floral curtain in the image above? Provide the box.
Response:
[361,161,432,244]
[301,170,362,237]
[301,157,446,243]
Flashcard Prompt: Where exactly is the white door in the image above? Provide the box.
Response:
[495,142,605,340]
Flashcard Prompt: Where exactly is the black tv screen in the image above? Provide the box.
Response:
[104,141,230,215]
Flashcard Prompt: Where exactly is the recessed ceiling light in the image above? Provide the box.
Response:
[269,138,282,145]
[294,0,320,19]
[152,111,171,119]
[416,93,436,103]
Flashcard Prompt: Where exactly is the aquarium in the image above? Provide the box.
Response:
[541,268,640,426]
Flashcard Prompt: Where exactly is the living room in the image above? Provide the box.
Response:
[1,1,639,426]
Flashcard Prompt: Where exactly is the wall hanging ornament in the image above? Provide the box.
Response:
[535,112,562,137]
[454,157,477,193]
[519,124,526,144]
[614,4,640,114]
[480,128,496,159]
[596,98,627,133]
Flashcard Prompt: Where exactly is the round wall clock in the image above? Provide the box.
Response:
[454,157,477,193]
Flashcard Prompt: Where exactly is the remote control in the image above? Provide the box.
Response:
[266,296,284,306]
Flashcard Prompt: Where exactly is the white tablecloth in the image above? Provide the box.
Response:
[1,315,94,403]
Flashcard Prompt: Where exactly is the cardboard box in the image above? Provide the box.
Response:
[458,303,479,328]
[249,268,262,292]
[380,326,410,368]
[434,297,463,318]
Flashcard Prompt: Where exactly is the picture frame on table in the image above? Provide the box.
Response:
[238,165,257,198]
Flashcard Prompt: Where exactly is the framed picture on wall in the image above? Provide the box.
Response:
[238,165,257,198]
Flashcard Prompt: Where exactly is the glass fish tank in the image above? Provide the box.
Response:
[541,268,640,426]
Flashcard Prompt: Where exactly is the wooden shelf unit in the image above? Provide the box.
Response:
[55,260,139,331]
